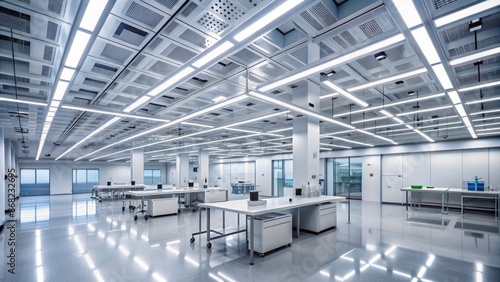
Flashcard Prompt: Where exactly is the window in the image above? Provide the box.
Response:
[20,169,50,196]
[73,169,99,194]
[144,169,161,185]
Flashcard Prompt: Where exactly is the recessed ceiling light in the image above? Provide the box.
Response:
[374,51,386,61]
[212,96,226,103]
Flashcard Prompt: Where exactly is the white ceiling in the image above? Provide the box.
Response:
[0,0,499,163]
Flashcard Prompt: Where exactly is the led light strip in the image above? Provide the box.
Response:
[459,81,500,92]
[328,136,374,147]
[347,68,427,92]
[395,105,453,116]
[146,134,260,155]
[36,1,109,160]
[56,117,121,160]
[61,105,170,122]
[249,91,355,129]
[449,47,500,66]
[258,34,405,92]
[0,97,47,106]
[323,81,369,107]
[73,95,247,161]
[85,109,289,161]
[334,93,445,117]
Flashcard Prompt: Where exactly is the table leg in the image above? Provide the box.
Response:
[461,195,464,215]
[237,213,240,230]
[223,211,225,230]
[206,208,211,243]
[441,193,444,214]
[297,208,300,238]
[406,191,408,211]
[199,208,202,234]
[447,192,449,214]
[249,215,254,265]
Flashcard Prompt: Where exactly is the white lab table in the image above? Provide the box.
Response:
[125,188,205,220]
[193,195,346,265]
[92,184,146,201]
[401,187,450,214]
[448,188,500,218]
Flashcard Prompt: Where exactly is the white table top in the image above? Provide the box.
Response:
[401,187,449,192]
[447,188,500,195]
[93,184,146,189]
[126,188,205,197]
[198,195,346,216]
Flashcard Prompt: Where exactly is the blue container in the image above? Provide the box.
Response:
[468,181,485,191]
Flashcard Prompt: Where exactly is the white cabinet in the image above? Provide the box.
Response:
[299,202,337,234]
[204,188,228,203]
[249,213,292,255]
[148,198,178,217]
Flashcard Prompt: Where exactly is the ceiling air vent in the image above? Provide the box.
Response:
[101,43,133,64]
[46,21,59,40]
[179,29,213,48]
[114,22,149,46]
[198,13,229,34]
[181,2,198,17]
[165,46,197,63]
[0,6,31,33]
[149,61,177,76]
[359,20,383,39]
[126,2,164,28]
[43,46,54,61]
[47,0,63,15]
[154,0,179,9]
[92,63,118,77]
[433,0,459,9]
[83,77,107,88]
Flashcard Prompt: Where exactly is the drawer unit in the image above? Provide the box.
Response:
[248,213,292,256]
[299,202,337,234]
[148,198,178,217]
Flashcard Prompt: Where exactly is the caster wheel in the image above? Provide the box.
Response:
[250,262,254,265]
[122,207,125,211]
[192,209,196,212]
[178,209,181,213]
[145,215,149,220]
[207,242,212,249]
[259,253,264,257]
[134,215,138,221]
[99,200,102,202]
[190,237,195,243]
[287,243,292,247]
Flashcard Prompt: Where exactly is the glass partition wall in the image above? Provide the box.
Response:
[325,157,362,199]
[272,160,293,197]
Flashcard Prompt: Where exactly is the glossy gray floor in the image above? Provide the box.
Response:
[1,194,499,281]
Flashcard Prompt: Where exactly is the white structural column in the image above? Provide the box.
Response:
[292,43,321,187]
[198,150,209,188]
[130,149,144,184]
[176,153,189,187]
[0,128,5,225]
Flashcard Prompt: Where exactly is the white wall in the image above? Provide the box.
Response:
[166,163,176,184]
[362,155,381,202]
[380,148,500,204]
[256,157,272,196]
[18,160,131,195]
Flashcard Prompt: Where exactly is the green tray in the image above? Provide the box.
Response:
[426,186,434,189]
[411,185,423,189]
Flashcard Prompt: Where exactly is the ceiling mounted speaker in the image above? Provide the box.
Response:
[374,51,386,61]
